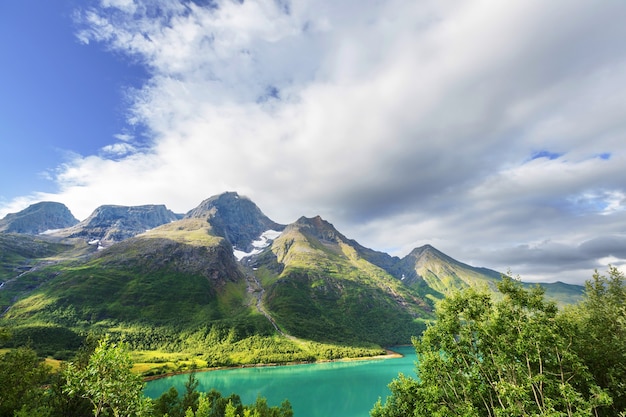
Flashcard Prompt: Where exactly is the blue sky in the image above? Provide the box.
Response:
[0,0,147,197]
[2,0,626,284]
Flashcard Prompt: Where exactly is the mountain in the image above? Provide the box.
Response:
[2,219,245,326]
[0,191,585,357]
[251,215,433,345]
[0,202,78,234]
[528,280,586,306]
[55,204,181,246]
[0,194,287,355]
[396,244,501,294]
[185,191,285,251]
[394,244,583,305]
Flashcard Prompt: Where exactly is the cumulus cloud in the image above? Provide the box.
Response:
[3,0,626,284]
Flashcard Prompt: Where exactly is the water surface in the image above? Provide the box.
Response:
[144,346,417,417]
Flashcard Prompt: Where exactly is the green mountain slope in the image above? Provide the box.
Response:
[0,192,585,359]
[1,217,274,355]
[5,218,240,322]
[395,244,583,305]
[528,280,585,306]
[253,216,433,345]
[396,245,501,295]
[0,233,92,313]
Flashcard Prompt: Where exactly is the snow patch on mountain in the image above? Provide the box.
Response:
[233,229,282,261]
[40,229,63,235]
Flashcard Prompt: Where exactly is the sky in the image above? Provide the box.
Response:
[1,0,626,285]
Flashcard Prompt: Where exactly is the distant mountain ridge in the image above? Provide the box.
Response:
[52,204,182,246]
[0,191,585,354]
[393,243,582,305]
[0,193,584,298]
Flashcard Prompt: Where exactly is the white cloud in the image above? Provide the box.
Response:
[101,142,137,156]
[113,133,134,141]
[3,0,626,284]
[100,0,137,14]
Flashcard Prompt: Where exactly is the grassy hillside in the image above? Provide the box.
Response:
[1,219,269,357]
[257,217,433,345]
[0,233,75,280]
[524,280,585,306]
[397,245,501,295]
[0,233,94,313]
[0,207,403,368]
[396,245,584,305]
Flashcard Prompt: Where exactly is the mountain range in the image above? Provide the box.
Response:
[0,192,584,355]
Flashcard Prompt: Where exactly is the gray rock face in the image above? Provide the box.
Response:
[186,191,285,251]
[94,236,243,287]
[62,204,181,244]
[0,202,79,234]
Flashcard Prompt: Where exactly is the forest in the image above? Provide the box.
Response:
[372,267,625,417]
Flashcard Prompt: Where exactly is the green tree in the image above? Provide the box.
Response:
[153,372,201,417]
[372,277,611,417]
[276,400,293,417]
[63,337,152,417]
[195,394,212,417]
[0,347,51,417]
[225,400,238,417]
[181,371,201,414]
[565,266,626,416]
[154,386,182,417]
[178,394,211,417]
[39,365,93,417]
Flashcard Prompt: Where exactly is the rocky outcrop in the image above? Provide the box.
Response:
[94,235,243,287]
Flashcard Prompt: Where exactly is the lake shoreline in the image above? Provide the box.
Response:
[143,347,407,382]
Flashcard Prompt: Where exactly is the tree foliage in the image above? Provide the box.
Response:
[372,276,613,417]
[153,374,293,417]
[564,266,626,416]
[0,347,51,417]
[63,337,152,417]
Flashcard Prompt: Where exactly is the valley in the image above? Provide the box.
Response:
[0,191,584,375]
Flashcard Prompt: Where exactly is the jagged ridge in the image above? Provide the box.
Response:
[57,204,181,245]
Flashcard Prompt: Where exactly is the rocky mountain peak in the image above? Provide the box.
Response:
[292,215,343,242]
[186,192,284,251]
[408,244,446,258]
[185,191,241,219]
[404,244,465,272]
[0,201,79,234]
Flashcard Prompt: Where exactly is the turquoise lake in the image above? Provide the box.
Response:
[144,346,417,417]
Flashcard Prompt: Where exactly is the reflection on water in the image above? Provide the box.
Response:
[145,346,417,417]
